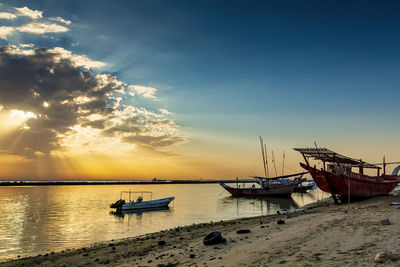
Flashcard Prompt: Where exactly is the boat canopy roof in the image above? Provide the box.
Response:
[120,191,153,200]
[120,191,152,195]
[293,148,380,169]
[252,171,307,181]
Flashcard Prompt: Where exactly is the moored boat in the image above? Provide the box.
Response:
[219,172,306,197]
[219,136,307,197]
[293,180,316,193]
[110,191,175,212]
[294,147,400,203]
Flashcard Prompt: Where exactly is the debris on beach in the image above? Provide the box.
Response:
[236,229,251,234]
[375,252,390,263]
[203,231,226,245]
[277,210,289,215]
[380,219,391,225]
[277,219,285,225]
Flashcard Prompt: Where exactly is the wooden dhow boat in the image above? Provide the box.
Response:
[294,147,400,203]
[219,172,307,197]
[219,136,306,197]
[110,191,175,212]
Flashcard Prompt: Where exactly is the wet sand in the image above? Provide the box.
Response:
[2,194,400,267]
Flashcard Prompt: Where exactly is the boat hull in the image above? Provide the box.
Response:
[218,181,303,197]
[300,163,400,198]
[121,197,175,210]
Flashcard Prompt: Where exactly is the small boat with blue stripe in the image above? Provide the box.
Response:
[110,191,175,212]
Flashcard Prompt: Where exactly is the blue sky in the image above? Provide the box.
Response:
[1,0,400,178]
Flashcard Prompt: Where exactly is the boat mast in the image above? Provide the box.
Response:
[272,151,278,177]
[314,142,325,171]
[259,136,268,178]
[265,143,269,178]
[282,150,285,176]
[383,156,386,176]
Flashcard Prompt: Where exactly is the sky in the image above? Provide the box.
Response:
[0,0,399,180]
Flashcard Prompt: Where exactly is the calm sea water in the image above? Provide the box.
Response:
[0,184,329,261]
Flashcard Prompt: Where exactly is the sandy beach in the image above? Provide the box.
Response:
[2,194,400,267]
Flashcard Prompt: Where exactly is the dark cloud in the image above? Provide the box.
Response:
[102,125,142,136]
[0,46,186,158]
[81,119,106,129]
[0,46,99,109]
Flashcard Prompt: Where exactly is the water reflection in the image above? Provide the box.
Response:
[292,189,330,207]
[218,196,298,216]
[110,206,172,218]
[0,184,327,261]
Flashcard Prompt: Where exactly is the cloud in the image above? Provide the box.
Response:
[0,5,71,40]
[20,43,34,48]
[48,17,71,25]
[17,22,69,34]
[0,26,14,40]
[15,7,43,20]
[128,85,157,99]
[159,108,173,115]
[49,47,105,69]
[122,135,187,148]
[0,46,186,158]
[0,12,17,19]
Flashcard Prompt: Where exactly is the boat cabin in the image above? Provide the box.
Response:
[293,147,382,176]
[253,172,307,188]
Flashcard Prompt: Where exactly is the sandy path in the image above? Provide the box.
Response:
[2,195,400,267]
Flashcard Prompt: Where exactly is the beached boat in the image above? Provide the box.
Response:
[219,172,307,197]
[294,147,400,203]
[110,191,175,212]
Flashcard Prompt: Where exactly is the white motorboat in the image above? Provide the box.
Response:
[110,191,175,212]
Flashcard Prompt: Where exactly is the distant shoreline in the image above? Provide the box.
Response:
[0,179,256,186]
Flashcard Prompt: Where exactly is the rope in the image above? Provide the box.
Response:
[239,154,263,178]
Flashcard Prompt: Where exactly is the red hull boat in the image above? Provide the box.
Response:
[300,163,399,197]
[295,148,400,203]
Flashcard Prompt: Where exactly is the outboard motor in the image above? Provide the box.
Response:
[392,165,400,176]
[110,199,125,212]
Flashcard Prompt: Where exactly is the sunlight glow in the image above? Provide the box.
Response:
[73,96,92,104]
[56,125,136,157]
[9,110,37,120]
